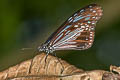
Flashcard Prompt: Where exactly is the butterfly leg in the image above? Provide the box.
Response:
[53,53,64,74]
[44,53,49,68]
[28,58,34,74]
[28,50,38,74]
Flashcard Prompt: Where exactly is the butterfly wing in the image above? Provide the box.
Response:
[45,4,103,51]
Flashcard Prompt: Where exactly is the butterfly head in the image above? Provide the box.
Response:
[38,43,55,54]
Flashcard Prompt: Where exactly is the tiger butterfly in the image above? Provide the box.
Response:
[38,4,103,57]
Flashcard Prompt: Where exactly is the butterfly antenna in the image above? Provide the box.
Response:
[21,48,33,51]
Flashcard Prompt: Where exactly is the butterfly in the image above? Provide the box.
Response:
[28,4,103,73]
[38,4,103,56]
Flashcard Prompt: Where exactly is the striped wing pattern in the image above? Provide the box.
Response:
[46,4,103,51]
[38,4,103,53]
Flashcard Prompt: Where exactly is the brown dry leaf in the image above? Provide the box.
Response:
[0,53,119,80]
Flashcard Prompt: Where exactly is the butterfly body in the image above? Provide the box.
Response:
[38,43,55,53]
[38,4,103,54]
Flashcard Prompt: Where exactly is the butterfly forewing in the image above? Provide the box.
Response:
[44,4,103,51]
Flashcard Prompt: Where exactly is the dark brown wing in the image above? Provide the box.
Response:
[45,4,103,50]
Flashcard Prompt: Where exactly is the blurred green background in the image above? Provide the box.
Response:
[0,0,120,71]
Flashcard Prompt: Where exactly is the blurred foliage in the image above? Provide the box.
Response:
[0,0,120,71]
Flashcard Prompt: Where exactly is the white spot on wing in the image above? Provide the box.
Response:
[68,17,72,21]
[92,16,96,19]
[90,40,92,41]
[86,25,89,27]
[89,5,92,8]
[74,13,78,16]
[80,9,84,12]
[86,38,88,40]
[74,25,78,27]
[90,9,93,11]
[93,10,96,13]
[90,33,92,35]
[89,43,92,45]
[85,28,89,30]
[81,25,85,28]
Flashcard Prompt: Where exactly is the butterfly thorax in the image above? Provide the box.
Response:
[38,43,55,53]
